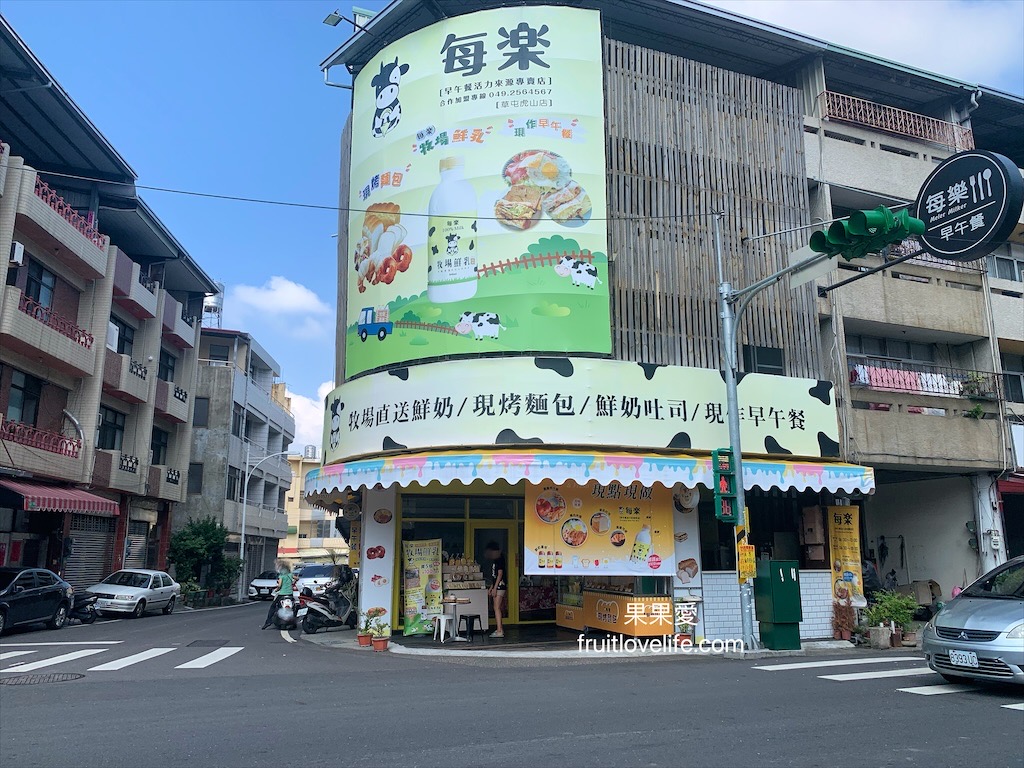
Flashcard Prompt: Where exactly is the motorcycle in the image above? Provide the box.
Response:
[299,567,358,634]
[69,590,98,624]
[270,594,299,630]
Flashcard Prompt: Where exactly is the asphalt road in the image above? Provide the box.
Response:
[1,602,1022,768]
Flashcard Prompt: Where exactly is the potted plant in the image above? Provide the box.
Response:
[356,611,374,647]
[961,372,990,399]
[831,599,856,641]
[864,591,918,649]
[674,623,695,647]
[370,619,391,652]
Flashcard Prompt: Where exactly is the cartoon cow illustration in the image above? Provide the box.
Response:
[328,398,343,450]
[554,255,601,289]
[455,311,507,340]
[370,58,409,138]
[446,233,460,256]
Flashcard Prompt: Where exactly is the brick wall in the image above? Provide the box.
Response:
[701,570,834,642]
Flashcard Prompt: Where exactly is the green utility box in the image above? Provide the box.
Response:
[754,559,803,650]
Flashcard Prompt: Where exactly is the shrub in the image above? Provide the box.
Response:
[864,590,918,629]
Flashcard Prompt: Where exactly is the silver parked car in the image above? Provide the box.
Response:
[89,569,180,618]
[922,555,1024,684]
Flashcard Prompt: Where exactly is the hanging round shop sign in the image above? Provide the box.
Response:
[913,150,1024,262]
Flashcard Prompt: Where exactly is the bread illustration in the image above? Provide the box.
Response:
[494,184,541,229]
[676,558,699,583]
[363,202,401,236]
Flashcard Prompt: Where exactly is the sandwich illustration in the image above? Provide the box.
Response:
[494,184,542,229]
[542,179,592,223]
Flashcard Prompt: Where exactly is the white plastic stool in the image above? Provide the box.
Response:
[433,614,453,643]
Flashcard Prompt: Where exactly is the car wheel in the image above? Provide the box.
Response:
[940,673,972,684]
[163,596,176,615]
[0,610,7,636]
[130,600,146,619]
[48,603,69,630]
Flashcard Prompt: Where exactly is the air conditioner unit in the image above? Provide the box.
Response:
[9,241,25,266]
[107,321,119,352]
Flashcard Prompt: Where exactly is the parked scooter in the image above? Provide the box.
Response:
[299,566,358,634]
[69,590,98,624]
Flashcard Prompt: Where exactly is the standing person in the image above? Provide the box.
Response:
[484,541,507,638]
[262,561,294,630]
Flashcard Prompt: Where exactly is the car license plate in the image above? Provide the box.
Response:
[297,608,307,618]
[949,650,978,668]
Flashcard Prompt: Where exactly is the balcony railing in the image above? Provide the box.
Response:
[166,468,181,485]
[848,356,1000,399]
[820,91,974,152]
[129,358,148,380]
[33,177,107,250]
[182,312,198,328]
[138,273,158,293]
[173,385,188,403]
[1,419,81,458]
[119,453,140,473]
[888,238,986,274]
[18,293,94,348]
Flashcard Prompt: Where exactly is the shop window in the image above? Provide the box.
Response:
[7,370,43,426]
[96,406,126,451]
[25,260,56,309]
[1003,353,1024,404]
[402,495,465,519]
[399,521,466,560]
[187,462,204,494]
[208,343,230,362]
[193,397,210,427]
[151,427,170,466]
[109,315,135,357]
[158,350,176,383]
[742,345,785,376]
[468,497,516,519]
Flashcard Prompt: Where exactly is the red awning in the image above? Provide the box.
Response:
[0,479,120,516]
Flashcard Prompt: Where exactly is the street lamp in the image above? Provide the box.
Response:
[238,443,291,601]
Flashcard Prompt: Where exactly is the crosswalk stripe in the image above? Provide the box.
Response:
[0,651,37,661]
[753,657,924,671]
[898,684,975,695]
[174,647,243,669]
[1001,703,1024,711]
[0,641,122,646]
[4,648,107,672]
[820,667,935,682]
[87,648,176,671]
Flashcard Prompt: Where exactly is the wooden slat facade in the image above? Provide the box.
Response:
[605,40,820,378]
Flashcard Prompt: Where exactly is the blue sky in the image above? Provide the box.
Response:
[3,0,1021,449]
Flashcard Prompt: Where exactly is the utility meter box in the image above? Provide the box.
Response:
[754,559,802,650]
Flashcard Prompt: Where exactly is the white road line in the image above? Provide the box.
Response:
[820,667,936,682]
[174,647,243,669]
[0,641,123,646]
[281,630,296,644]
[753,657,924,671]
[0,651,36,661]
[1001,703,1024,711]
[4,648,107,672]
[87,648,176,671]
[898,684,975,696]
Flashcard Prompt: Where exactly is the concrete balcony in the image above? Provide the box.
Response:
[102,352,150,404]
[15,173,108,280]
[990,290,1023,343]
[224,500,288,539]
[147,465,185,503]
[818,91,973,152]
[848,357,1001,401]
[111,249,158,320]
[0,418,84,482]
[93,449,146,493]
[162,296,196,349]
[154,379,190,423]
[0,285,96,376]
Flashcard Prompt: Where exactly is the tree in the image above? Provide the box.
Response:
[168,517,235,589]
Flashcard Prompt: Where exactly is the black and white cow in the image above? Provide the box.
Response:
[455,311,507,340]
[370,58,409,138]
[329,398,343,450]
[446,233,460,256]
[553,255,600,289]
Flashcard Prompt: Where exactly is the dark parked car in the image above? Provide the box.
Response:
[0,567,74,635]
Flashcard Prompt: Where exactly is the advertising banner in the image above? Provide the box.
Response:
[402,538,443,635]
[671,487,702,589]
[322,356,840,464]
[827,505,865,608]
[358,494,396,631]
[525,480,678,576]
[345,6,609,378]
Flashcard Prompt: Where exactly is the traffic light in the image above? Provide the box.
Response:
[809,206,925,261]
[712,448,738,524]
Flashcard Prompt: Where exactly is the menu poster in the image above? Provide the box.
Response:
[525,480,673,576]
[827,505,866,608]
[671,488,702,589]
[402,538,443,636]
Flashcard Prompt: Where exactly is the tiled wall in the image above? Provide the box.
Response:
[702,570,833,642]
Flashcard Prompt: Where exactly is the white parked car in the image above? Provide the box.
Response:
[295,564,337,596]
[89,569,180,618]
[248,570,280,600]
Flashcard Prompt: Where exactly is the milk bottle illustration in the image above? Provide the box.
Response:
[629,525,652,566]
[424,571,442,609]
[427,156,478,303]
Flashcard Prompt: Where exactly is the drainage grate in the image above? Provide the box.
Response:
[187,639,228,647]
[0,673,85,686]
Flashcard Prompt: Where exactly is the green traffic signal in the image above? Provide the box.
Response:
[809,206,925,261]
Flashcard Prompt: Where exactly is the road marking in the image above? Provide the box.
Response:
[898,684,975,695]
[0,651,36,661]
[820,667,935,682]
[88,648,176,671]
[1002,703,1024,711]
[753,657,924,671]
[4,648,107,672]
[281,630,297,644]
[0,641,123,646]
[174,647,243,669]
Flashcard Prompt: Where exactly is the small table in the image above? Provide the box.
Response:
[442,597,472,642]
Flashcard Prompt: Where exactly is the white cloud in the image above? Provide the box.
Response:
[287,380,336,453]
[704,0,1024,92]
[229,276,332,317]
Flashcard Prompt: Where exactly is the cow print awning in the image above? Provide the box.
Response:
[303,450,874,502]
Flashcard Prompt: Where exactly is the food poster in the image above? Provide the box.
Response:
[525,480,673,576]
[402,538,443,635]
[345,5,609,378]
[358,493,396,631]
[827,505,866,608]
[671,485,702,589]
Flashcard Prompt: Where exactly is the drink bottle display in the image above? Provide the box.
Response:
[427,156,478,303]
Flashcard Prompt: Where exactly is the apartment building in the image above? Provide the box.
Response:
[279,447,349,567]
[182,328,295,586]
[0,21,216,586]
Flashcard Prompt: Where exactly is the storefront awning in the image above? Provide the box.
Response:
[0,479,120,517]
[304,450,874,500]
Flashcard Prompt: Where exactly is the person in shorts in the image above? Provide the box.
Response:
[484,541,507,638]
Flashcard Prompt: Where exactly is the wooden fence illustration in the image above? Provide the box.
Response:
[476,249,593,279]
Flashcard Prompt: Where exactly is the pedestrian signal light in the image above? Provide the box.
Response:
[809,206,925,261]
[712,447,738,524]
